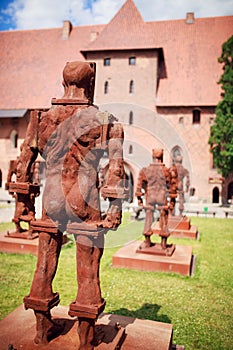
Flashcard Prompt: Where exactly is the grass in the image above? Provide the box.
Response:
[0,215,233,350]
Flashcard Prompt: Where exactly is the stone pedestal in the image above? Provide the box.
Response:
[5,230,38,240]
[0,305,174,350]
[152,216,198,240]
[0,230,38,255]
[112,240,194,276]
[136,242,176,257]
[0,230,68,255]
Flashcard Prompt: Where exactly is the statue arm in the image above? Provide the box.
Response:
[184,169,190,192]
[101,122,127,229]
[16,110,39,183]
[135,168,147,205]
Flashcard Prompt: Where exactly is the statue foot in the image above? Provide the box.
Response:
[34,311,64,344]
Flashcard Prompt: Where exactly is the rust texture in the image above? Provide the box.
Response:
[135,149,177,254]
[174,155,190,216]
[14,61,127,349]
[6,159,40,239]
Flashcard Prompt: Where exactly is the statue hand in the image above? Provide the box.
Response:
[102,203,122,229]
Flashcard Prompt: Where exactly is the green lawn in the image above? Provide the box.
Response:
[0,216,233,350]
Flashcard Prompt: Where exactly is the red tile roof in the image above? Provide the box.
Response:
[0,24,104,109]
[0,0,232,109]
[153,16,233,106]
[82,0,152,51]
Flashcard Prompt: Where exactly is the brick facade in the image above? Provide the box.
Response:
[0,0,232,203]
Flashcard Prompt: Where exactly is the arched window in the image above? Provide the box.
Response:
[212,187,219,203]
[129,111,133,125]
[171,146,182,163]
[227,182,233,202]
[10,130,18,148]
[179,116,184,124]
[129,145,133,154]
[104,81,109,94]
[192,109,201,124]
[129,80,134,94]
[189,187,195,196]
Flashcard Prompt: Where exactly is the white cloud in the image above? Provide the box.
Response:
[139,0,233,21]
[1,0,233,30]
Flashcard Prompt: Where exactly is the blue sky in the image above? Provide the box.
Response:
[0,0,232,31]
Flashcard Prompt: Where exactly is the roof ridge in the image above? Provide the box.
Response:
[108,0,144,26]
[83,0,146,52]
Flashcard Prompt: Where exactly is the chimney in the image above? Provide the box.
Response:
[62,20,72,40]
[186,12,195,24]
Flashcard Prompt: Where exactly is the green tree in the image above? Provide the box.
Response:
[209,35,233,178]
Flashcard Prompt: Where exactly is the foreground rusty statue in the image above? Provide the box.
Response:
[15,61,127,349]
[174,155,190,216]
[135,149,177,254]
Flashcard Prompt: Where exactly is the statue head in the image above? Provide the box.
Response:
[152,148,163,162]
[62,61,96,103]
[175,155,183,164]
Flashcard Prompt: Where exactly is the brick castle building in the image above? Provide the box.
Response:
[0,0,232,204]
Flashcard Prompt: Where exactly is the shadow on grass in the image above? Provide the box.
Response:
[110,303,171,324]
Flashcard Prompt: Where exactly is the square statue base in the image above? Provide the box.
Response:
[152,216,198,240]
[0,231,68,256]
[112,240,194,276]
[5,230,38,240]
[0,230,38,255]
[0,305,174,350]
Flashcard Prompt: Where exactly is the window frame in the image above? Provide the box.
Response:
[192,109,201,124]
[129,56,136,65]
[103,58,111,66]
[129,80,134,94]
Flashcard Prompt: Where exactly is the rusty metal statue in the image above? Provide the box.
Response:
[174,155,190,216]
[5,158,40,239]
[135,149,176,255]
[15,61,127,349]
[168,162,178,216]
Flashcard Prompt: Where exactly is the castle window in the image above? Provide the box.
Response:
[179,116,184,124]
[190,187,195,196]
[129,80,134,94]
[104,81,109,94]
[129,56,136,65]
[129,145,133,154]
[172,145,182,162]
[209,116,214,125]
[10,130,18,149]
[104,58,111,66]
[129,111,133,125]
[192,109,201,124]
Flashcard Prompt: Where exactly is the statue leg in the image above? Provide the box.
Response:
[69,234,105,350]
[24,227,63,344]
[179,191,184,216]
[159,206,169,249]
[143,208,154,247]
